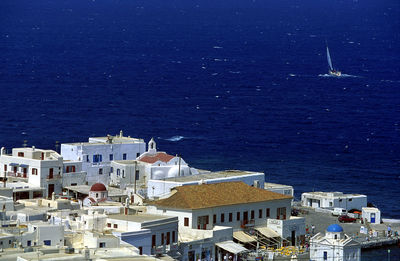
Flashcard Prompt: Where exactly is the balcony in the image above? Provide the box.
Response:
[240,219,255,229]
[5,171,28,180]
[47,174,61,180]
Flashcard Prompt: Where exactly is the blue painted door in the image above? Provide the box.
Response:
[371,213,376,223]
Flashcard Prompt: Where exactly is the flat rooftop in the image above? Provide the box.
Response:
[304,191,365,197]
[108,213,176,223]
[157,170,263,183]
[264,182,293,189]
[63,135,144,146]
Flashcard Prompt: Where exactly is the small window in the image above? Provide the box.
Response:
[349,198,352,201]
[122,170,125,178]
[339,199,342,202]
[213,214,216,224]
[86,155,89,162]
[113,224,118,228]
[117,169,120,176]
[229,213,232,222]
[266,208,270,217]
[135,170,139,180]
[138,246,143,255]
[172,231,176,242]
[93,154,102,163]
[109,154,113,161]
[259,209,263,218]
[99,168,103,175]
[71,183,77,186]
[43,240,51,246]
[136,152,140,158]
[110,167,113,172]
[251,210,255,220]
[123,153,127,160]
[99,242,106,248]
[161,233,164,245]
[221,213,225,223]
[107,223,111,227]
[18,152,24,157]
[184,217,189,226]
[237,212,240,221]
[32,168,38,175]
[3,165,7,171]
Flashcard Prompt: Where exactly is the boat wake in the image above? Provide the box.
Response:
[318,73,360,78]
[164,136,185,142]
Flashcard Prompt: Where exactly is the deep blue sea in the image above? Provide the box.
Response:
[0,0,399,240]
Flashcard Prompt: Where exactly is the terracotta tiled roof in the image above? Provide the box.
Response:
[90,183,107,192]
[151,182,292,210]
[139,152,175,164]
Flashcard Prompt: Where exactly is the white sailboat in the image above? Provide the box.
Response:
[326,46,341,76]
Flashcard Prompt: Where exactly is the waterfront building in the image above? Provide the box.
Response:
[61,131,146,185]
[147,181,305,260]
[301,191,367,211]
[264,182,294,197]
[0,146,63,199]
[310,224,361,261]
[362,207,381,224]
[146,170,265,199]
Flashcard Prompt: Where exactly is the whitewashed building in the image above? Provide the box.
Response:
[362,207,381,224]
[147,170,264,199]
[264,182,294,197]
[61,131,146,185]
[110,138,198,195]
[147,182,305,260]
[310,224,361,261]
[301,191,367,211]
[0,146,63,198]
[106,213,179,257]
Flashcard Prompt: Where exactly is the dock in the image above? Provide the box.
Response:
[356,236,400,249]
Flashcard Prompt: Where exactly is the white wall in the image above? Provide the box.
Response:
[61,141,146,185]
[147,172,265,199]
[148,198,292,231]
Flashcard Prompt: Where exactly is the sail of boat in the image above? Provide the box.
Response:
[326,46,334,71]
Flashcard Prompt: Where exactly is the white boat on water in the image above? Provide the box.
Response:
[326,46,341,76]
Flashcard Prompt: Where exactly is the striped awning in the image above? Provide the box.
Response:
[233,231,256,243]
[255,226,280,238]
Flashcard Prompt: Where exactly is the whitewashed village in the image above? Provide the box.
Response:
[0,131,398,261]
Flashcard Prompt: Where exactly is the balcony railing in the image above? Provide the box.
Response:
[47,174,61,180]
[240,219,255,229]
[5,171,28,179]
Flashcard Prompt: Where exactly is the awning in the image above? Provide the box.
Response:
[233,231,256,243]
[9,163,19,166]
[19,164,29,168]
[255,226,280,238]
[215,240,247,255]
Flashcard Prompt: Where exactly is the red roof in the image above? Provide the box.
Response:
[90,183,107,192]
[139,152,175,164]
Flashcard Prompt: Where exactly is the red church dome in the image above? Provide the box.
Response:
[90,183,107,192]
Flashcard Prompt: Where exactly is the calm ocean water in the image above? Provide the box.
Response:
[0,0,399,232]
